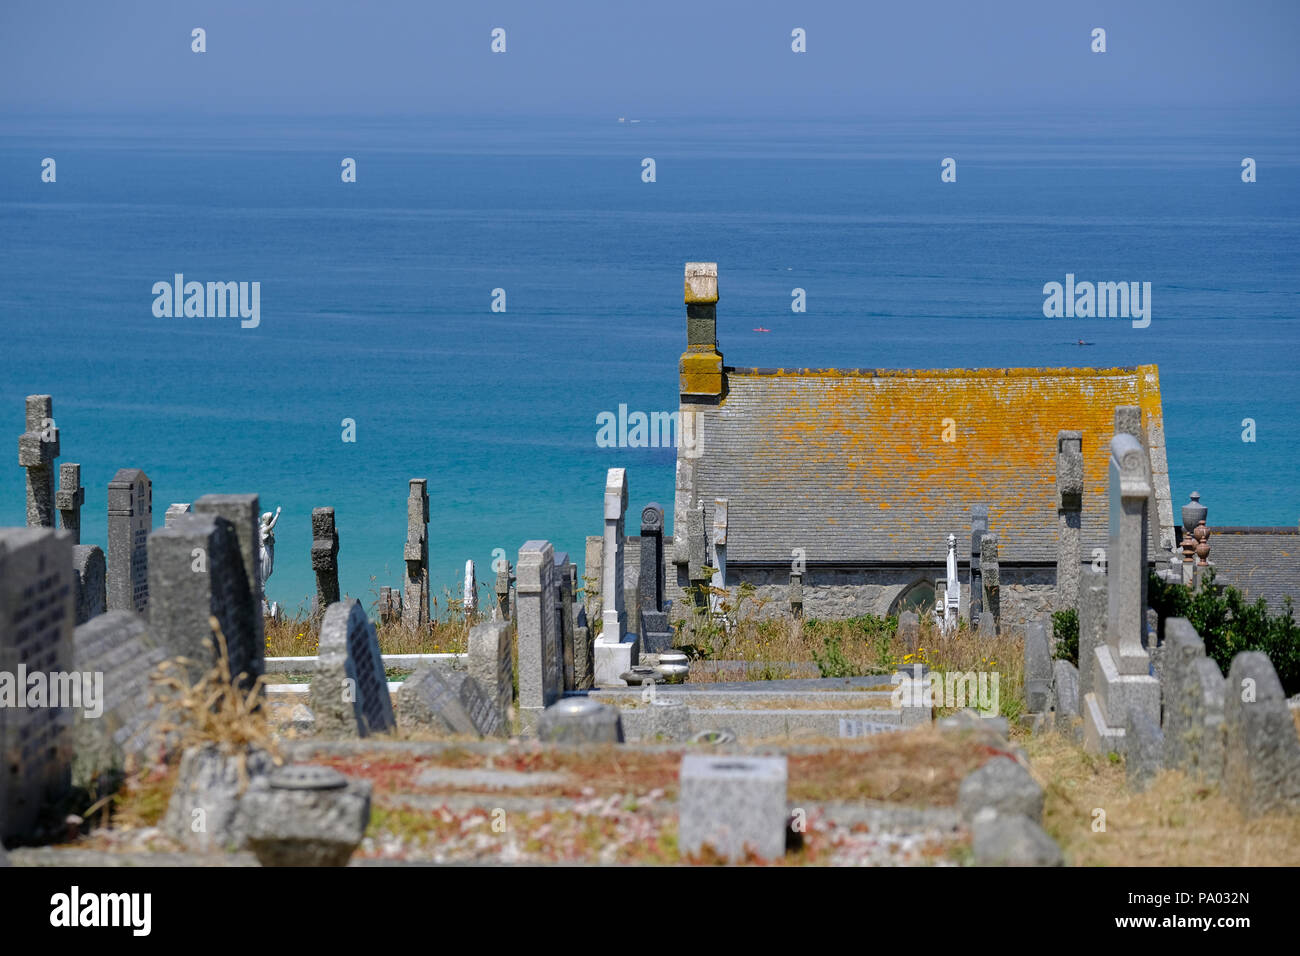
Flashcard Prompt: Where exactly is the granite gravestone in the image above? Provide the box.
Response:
[516,540,560,731]
[1159,618,1224,783]
[0,528,76,841]
[71,610,167,790]
[468,618,512,735]
[107,468,152,614]
[1222,651,1300,816]
[71,544,106,624]
[310,599,396,738]
[193,494,263,644]
[147,512,262,689]
[397,666,499,737]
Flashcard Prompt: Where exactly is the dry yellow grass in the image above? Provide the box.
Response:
[1026,730,1300,866]
[264,610,476,657]
[677,604,1026,718]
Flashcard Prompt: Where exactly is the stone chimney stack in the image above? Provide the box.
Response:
[680,262,724,401]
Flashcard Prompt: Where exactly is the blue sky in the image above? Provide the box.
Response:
[1,0,1297,116]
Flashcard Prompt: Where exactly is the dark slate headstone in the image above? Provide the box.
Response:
[107,468,151,614]
[72,609,166,789]
[640,502,665,612]
[72,544,106,624]
[641,609,674,654]
[147,513,261,689]
[555,552,577,691]
[310,599,395,738]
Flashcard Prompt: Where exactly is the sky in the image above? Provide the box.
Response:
[1,0,1298,117]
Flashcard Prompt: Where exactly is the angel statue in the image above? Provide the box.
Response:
[259,506,282,617]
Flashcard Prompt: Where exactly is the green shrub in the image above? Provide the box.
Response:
[1051,607,1079,666]
[812,633,856,678]
[1149,568,1300,696]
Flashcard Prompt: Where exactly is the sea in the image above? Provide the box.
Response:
[1,108,1297,613]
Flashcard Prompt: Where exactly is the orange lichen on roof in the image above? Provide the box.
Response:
[690,363,1167,563]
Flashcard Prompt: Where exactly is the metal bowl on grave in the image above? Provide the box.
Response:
[620,665,660,686]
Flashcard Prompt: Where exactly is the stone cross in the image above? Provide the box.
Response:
[1056,430,1083,610]
[943,533,960,630]
[107,468,152,614]
[1081,432,1160,754]
[17,394,59,528]
[601,469,627,641]
[311,507,340,608]
[979,532,1000,635]
[789,571,803,618]
[0,528,75,841]
[1106,433,1151,675]
[463,558,477,615]
[402,479,429,629]
[969,504,988,626]
[594,468,638,685]
[710,498,728,618]
[516,539,560,731]
[55,463,84,544]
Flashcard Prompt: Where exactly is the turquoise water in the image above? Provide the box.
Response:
[2,110,1298,612]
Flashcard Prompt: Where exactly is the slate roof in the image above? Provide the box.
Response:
[1206,527,1300,615]
[687,364,1173,566]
